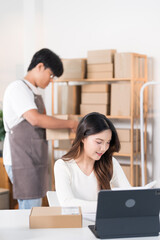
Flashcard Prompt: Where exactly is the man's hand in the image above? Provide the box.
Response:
[70,120,79,133]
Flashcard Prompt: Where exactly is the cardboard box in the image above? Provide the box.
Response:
[81,93,110,104]
[80,104,109,115]
[121,164,140,186]
[119,141,140,154]
[111,82,140,117]
[46,115,79,140]
[87,71,113,79]
[58,140,72,150]
[30,206,82,229]
[59,58,86,79]
[87,63,113,72]
[110,83,130,116]
[57,85,81,114]
[0,188,9,209]
[82,84,110,93]
[119,142,131,154]
[46,128,71,140]
[58,140,73,150]
[87,49,116,64]
[117,129,131,142]
[114,53,132,78]
[117,129,140,142]
[114,53,145,78]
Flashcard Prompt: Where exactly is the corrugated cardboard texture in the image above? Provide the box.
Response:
[46,128,70,140]
[119,141,140,154]
[82,84,110,93]
[57,85,81,115]
[80,104,109,115]
[114,53,145,78]
[110,83,130,116]
[87,49,116,64]
[87,63,113,72]
[114,53,132,78]
[117,129,140,142]
[87,71,113,79]
[29,207,82,229]
[58,140,72,150]
[81,93,110,104]
[46,115,79,140]
[121,164,140,186]
[59,59,86,79]
[117,129,131,142]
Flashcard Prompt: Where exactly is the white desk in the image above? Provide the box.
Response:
[0,210,159,240]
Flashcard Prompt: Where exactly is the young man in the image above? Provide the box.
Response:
[3,48,78,209]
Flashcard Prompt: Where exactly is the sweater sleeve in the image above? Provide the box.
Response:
[110,157,131,189]
[54,159,97,213]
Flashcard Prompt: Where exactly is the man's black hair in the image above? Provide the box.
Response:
[27,48,63,77]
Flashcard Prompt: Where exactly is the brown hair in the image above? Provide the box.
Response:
[62,112,120,189]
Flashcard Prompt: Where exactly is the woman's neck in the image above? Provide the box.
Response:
[75,153,95,176]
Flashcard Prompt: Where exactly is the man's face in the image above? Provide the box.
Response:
[33,63,55,89]
[37,67,54,89]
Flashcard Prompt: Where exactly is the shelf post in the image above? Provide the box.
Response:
[140,81,160,186]
[51,81,55,190]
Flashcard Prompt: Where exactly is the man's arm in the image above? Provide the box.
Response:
[23,109,78,131]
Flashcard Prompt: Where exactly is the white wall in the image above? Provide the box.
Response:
[0,0,24,102]
[0,0,160,183]
[0,0,45,100]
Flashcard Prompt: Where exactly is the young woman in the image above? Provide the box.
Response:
[54,112,131,213]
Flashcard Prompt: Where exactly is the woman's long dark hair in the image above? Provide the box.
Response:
[62,112,120,189]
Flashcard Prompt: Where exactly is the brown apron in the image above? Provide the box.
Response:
[9,80,49,199]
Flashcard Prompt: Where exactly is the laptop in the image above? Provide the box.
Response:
[88,188,160,239]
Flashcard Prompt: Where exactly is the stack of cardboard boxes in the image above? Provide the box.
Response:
[52,59,87,151]
[121,164,140,186]
[116,128,141,185]
[80,49,116,115]
[110,52,145,116]
[117,129,140,155]
[87,49,115,79]
[57,58,86,115]
[80,84,110,115]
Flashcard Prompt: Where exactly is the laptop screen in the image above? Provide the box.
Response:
[89,188,160,239]
[96,188,160,219]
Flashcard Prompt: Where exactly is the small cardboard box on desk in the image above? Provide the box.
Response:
[29,206,82,228]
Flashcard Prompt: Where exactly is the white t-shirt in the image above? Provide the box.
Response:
[54,157,131,213]
[3,79,39,165]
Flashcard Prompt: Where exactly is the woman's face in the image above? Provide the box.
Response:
[82,129,112,161]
